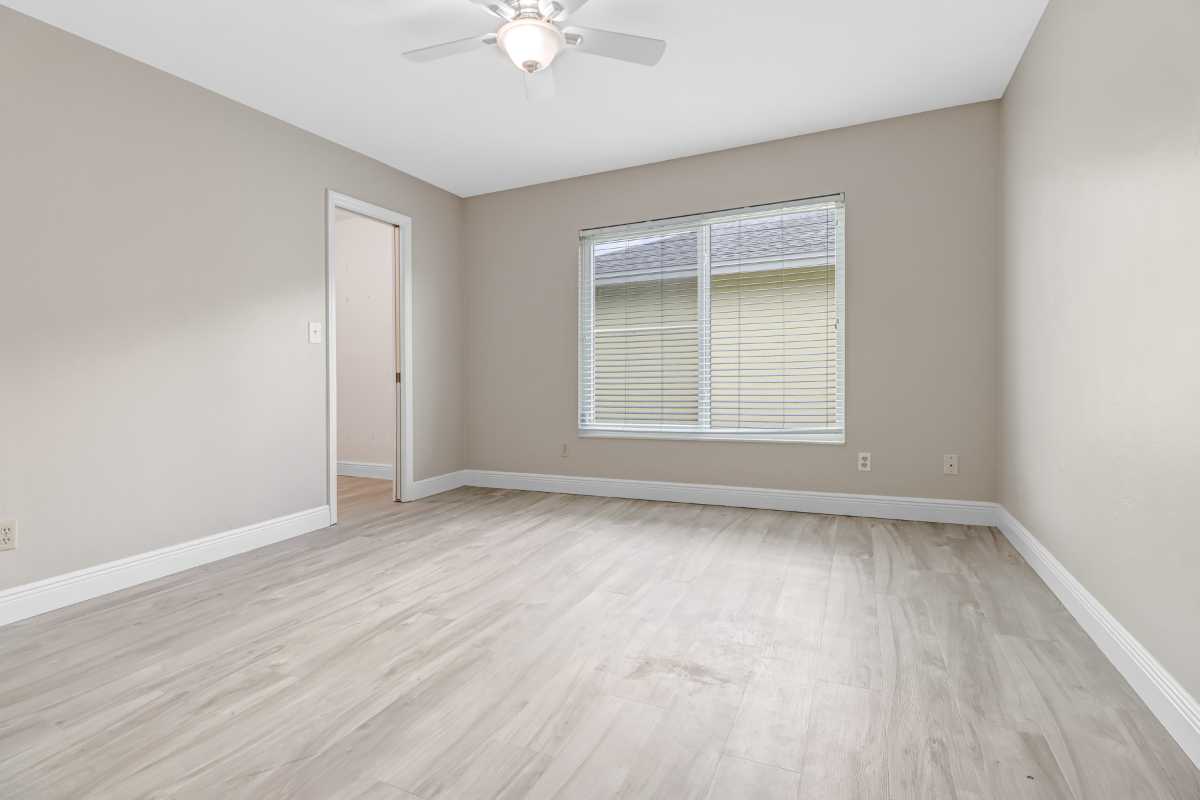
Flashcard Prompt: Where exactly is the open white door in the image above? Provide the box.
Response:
[392,224,401,503]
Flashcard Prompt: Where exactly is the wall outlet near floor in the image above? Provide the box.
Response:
[857,452,871,472]
[944,454,959,475]
[0,521,16,551]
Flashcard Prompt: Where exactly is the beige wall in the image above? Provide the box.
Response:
[335,210,396,468]
[0,8,464,590]
[464,102,1001,500]
[1000,0,1200,698]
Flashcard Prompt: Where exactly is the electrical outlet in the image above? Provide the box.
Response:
[944,454,959,475]
[857,452,871,472]
[0,521,15,551]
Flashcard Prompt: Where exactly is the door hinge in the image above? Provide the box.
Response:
[396,372,402,384]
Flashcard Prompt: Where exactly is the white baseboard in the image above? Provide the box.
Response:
[994,507,1200,769]
[407,470,470,500]
[461,469,997,525]
[0,506,331,627]
[337,461,394,480]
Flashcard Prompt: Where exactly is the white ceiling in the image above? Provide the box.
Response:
[7,0,1047,197]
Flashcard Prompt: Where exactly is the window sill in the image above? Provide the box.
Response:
[578,428,845,445]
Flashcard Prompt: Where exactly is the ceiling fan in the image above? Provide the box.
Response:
[402,0,667,100]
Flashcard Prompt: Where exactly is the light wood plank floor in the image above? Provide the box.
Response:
[1,477,1196,799]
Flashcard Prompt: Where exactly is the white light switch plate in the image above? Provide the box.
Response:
[308,322,323,344]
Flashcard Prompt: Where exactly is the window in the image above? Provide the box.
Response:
[578,195,845,442]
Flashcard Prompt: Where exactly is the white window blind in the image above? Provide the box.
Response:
[579,194,845,442]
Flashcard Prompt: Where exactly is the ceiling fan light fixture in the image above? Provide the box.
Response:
[497,18,565,73]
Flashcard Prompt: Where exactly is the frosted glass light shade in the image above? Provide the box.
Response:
[497,18,565,73]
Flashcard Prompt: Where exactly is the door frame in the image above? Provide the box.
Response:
[326,190,414,522]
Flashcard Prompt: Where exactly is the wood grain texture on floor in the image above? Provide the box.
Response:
[0,477,1196,799]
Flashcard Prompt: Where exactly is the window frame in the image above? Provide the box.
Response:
[578,194,846,444]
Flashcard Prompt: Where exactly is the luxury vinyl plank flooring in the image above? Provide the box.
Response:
[0,478,1196,799]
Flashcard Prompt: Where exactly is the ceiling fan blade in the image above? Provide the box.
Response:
[403,33,497,63]
[524,68,557,102]
[564,26,666,66]
[469,0,518,21]
[539,0,592,22]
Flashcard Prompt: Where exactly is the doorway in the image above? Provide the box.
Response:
[326,191,413,522]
